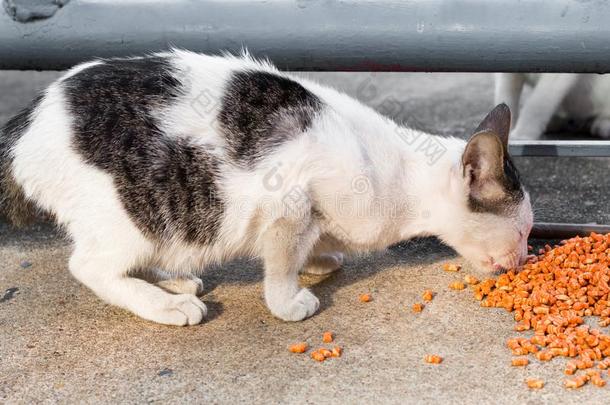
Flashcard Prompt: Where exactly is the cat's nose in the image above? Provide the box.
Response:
[492,262,505,272]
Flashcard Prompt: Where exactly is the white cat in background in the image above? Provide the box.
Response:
[495,73,610,140]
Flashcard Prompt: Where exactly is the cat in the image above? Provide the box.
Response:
[495,73,610,140]
[0,50,533,326]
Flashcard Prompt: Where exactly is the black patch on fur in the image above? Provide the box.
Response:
[218,71,322,165]
[468,155,524,215]
[0,96,42,226]
[64,56,224,244]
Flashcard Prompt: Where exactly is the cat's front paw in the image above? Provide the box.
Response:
[157,277,204,296]
[144,294,207,326]
[591,117,610,139]
[266,288,320,321]
[303,252,344,275]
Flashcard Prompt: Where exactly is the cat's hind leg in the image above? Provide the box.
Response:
[69,237,207,326]
[511,74,581,139]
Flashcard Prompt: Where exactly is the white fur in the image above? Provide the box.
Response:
[495,73,610,139]
[10,51,533,325]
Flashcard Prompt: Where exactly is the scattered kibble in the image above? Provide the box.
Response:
[565,361,577,375]
[565,374,589,389]
[592,374,607,387]
[424,354,443,364]
[319,348,333,358]
[323,331,334,343]
[331,346,342,357]
[311,351,326,362]
[289,342,308,354]
[422,290,434,302]
[474,232,610,390]
[443,263,461,272]
[359,293,372,302]
[512,357,529,367]
[526,378,544,389]
[412,303,424,313]
[449,281,466,291]
[464,274,479,285]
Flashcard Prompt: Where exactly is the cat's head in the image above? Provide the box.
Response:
[443,104,533,273]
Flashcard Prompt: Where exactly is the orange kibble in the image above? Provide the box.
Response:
[511,357,529,366]
[449,281,466,291]
[424,354,443,364]
[359,293,371,303]
[526,378,544,389]
[322,332,334,343]
[422,290,434,302]
[319,349,333,358]
[536,351,554,362]
[443,263,461,272]
[331,346,342,357]
[288,342,308,354]
[591,375,607,387]
[311,351,325,362]
[412,303,424,313]
[565,378,583,389]
[464,274,479,285]
[472,232,610,387]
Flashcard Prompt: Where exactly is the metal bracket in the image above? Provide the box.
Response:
[509,140,610,157]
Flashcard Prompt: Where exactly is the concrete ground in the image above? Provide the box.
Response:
[0,71,609,404]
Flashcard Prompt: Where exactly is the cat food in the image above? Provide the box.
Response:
[289,342,309,353]
[311,351,326,362]
[526,378,544,389]
[449,281,466,290]
[474,232,610,390]
[359,293,372,302]
[511,357,529,366]
[464,275,479,285]
[412,303,424,313]
[422,290,434,302]
[424,354,443,364]
[331,346,342,357]
[320,349,333,358]
[564,361,577,375]
[443,263,461,272]
[322,331,334,343]
[564,374,589,389]
[591,374,607,387]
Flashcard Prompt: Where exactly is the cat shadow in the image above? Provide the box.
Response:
[199,237,457,315]
[308,237,456,315]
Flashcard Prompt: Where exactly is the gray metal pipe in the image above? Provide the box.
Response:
[3,0,610,72]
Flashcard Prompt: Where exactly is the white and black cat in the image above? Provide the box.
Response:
[0,50,533,325]
[495,73,610,140]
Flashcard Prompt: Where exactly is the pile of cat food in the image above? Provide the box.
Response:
[289,331,343,362]
[472,232,610,389]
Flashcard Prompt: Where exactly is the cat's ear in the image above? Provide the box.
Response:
[462,104,514,209]
[473,103,511,149]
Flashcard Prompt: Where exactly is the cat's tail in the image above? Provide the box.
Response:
[0,97,42,227]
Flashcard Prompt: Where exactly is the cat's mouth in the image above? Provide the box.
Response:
[488,251,523,273]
